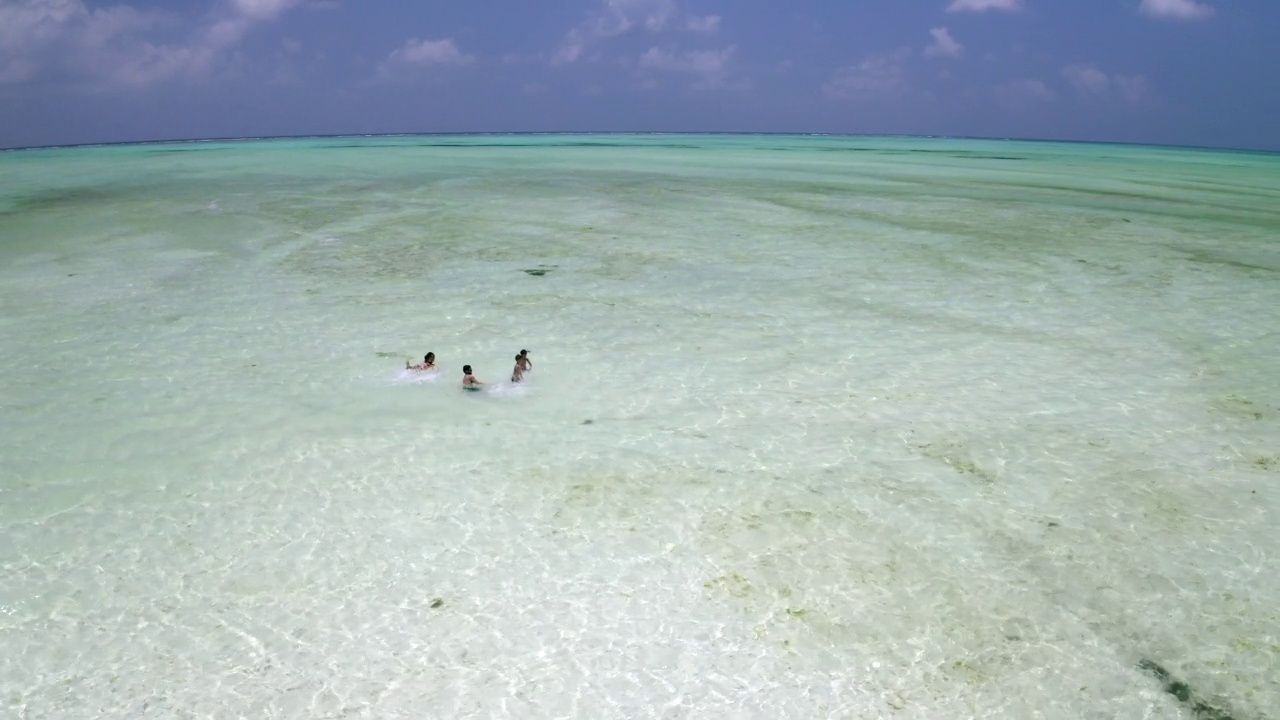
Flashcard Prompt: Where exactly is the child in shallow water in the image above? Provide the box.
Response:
[407,352,435,371]
[511,354,525,383]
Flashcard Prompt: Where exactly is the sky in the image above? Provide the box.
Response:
[1,0,1277,151]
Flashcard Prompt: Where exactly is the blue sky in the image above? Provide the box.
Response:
[1,0,1276,150]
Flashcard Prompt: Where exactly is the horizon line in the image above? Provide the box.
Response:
[2,131,1276,157]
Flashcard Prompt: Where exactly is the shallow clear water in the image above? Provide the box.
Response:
[1,134,1278,719]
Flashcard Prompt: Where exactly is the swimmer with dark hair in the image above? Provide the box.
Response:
[511,354,525,383]
[462,364,483,390]
[517,349,532,373]
[407,352,436,371]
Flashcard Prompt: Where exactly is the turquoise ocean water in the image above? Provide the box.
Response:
[1,134,1278,718]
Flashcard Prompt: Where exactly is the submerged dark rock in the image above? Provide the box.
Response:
[429,598,444,609]
[1137,659,1235,720]
[523,269,549,276]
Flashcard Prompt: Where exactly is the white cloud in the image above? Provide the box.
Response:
[552,0,678,65]
[200,0,304,52]
[1139,0,1214,21]
[685,14,720,33]
[993,79,1054,110]
[946,0,1022,13]
[1113,74,1154,104]
[1062,64,1109,95]
[0,0,84,83]
[0,0,305,87]
[0,1,171,86]
[823,49,912,98]
[232,0,303,21]
[0,0,82,50]
[79,6,158,48]
[638,45,734,87]
[381,38,472,72]
[107,43,217,87]
[109,1,305,86]
[924,27,963,59]
[1062,63,1155,105]
[205,18,252,48]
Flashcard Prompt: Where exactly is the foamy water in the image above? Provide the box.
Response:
[1,135,1278,719]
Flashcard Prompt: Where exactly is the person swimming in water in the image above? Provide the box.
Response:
[407,352,436,371]
[511,354,525,383]
[517,349,532,373]
[462,364,483,390]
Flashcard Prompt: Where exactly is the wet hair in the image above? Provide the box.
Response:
[515,354,522,361]
[519,349,528,356]
[463,365,472,374]
[424,353,434,363]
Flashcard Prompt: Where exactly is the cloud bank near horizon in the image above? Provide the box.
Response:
[0,0,1272,151]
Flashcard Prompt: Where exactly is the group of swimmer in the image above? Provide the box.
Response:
[406,349,533,389]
